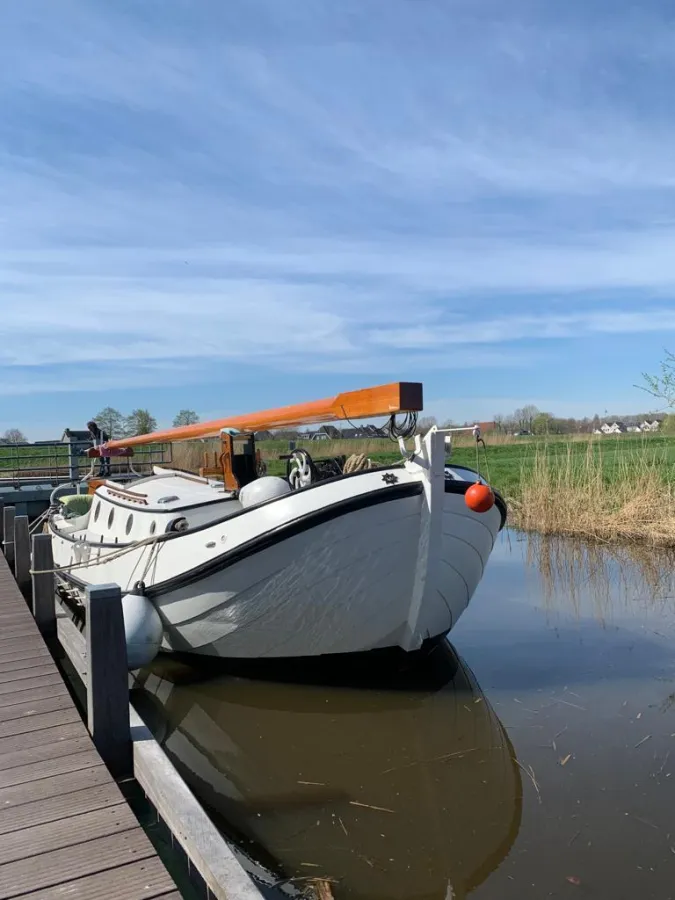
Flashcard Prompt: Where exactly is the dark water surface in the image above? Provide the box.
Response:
[132,530,675,899]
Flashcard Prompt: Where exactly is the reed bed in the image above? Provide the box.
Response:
[513,441,675,547]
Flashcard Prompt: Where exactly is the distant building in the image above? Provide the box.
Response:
[640,419,662,432]
[61,428,94,446]
[601,422,627,435]
[626,425,642,433]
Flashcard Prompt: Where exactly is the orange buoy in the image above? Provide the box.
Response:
[465,481,495,513]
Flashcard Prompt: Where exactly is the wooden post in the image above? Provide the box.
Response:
[32,534,56,636]
[14,515,31,598]
[85,583,132,778]
[0,499,4,551]
[3,506,15,565]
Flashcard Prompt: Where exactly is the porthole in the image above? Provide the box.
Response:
[93,501,101,523]
[107,508,114,529]
[149,520,156,536]
[125,514,134,535]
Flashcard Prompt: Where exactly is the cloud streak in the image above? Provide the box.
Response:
[1,0,675,412]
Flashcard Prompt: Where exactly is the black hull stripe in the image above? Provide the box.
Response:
[58,482,424,598]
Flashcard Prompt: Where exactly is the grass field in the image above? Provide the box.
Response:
[3,431,675,546]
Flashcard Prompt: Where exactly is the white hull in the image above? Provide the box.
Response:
[50,432,505,659]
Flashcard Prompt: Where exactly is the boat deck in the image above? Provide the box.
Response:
[0,552,180,900]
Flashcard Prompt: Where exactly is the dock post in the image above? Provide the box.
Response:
[86,583,132,778]
[3,505,15,565]
[14,514,31,599]
[32,534,56,636]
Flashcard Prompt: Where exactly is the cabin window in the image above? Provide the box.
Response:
[93,501,101,523]
[107,508,114,529]
[125,514,134,536]
[149,520,157,536]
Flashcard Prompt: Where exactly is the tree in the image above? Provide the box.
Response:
[2,428,26,444]
[94,407,125,439]
[416,416,438,434]
[124,409,157,437]
[173,409,200,427]
[640,350,675,408]
[532,412,553,435]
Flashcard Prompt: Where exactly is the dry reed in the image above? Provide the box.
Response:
[514,442,675,546]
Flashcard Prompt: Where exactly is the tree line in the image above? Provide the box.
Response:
[92,407,200,439]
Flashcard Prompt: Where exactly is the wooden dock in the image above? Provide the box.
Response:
[0,551,180,899]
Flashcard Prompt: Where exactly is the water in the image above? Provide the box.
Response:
[131,530,675,899]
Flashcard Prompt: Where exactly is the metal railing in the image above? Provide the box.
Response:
[0,438,173,485]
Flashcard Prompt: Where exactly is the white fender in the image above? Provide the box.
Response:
[122,591,164,669]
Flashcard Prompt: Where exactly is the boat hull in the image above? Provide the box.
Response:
[50,433,505,660]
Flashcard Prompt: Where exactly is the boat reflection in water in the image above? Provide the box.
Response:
[132,643,521,900]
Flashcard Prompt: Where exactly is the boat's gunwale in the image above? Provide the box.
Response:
[55,480,427,597]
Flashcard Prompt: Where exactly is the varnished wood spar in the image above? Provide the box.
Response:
[32,534,56,636]
[105,380,424,448]
[13,515,30,599]
[86,584,132,779]
[2,506,14,566]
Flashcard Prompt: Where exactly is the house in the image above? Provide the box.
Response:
[600,422,627,435]
[253,430,274,441]
[640,419,662,432]
[61,428,94,446]
[626,425,642,433]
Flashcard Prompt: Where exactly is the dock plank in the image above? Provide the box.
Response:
[0,748,107,789]
[0,830,158,899]
[16,858,178,900]
[0,720,85,755]
[0,782,124,836]
[0,682,69,709]
[0,706,80,737]
[0,692,74,723]
[0,804,138,866]
[0,765,109,809]
[0,548,178,899]
[0,671,64,695]
[0,662,60,682]
[0,735,93,772]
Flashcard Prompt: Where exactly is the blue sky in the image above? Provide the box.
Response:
[2,0,675,438]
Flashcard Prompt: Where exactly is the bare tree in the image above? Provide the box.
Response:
[94,407,125,439]
[173,409,200,427]
[124,409,158,436]
[639,350,675,408]
[2,428,27,444]
[416,416,438,435]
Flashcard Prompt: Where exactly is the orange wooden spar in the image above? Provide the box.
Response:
[105,382,423,449]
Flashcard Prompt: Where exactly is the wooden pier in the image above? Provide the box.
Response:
[0,504,265,900]
[0,535,180,898]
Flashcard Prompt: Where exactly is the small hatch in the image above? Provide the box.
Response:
[157,495,180,504]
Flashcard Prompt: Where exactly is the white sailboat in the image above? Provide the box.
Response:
[48,382,506,665]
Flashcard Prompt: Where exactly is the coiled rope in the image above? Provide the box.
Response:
[343,453,374,474]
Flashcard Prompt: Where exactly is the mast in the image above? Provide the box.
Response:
[105,382,423,449]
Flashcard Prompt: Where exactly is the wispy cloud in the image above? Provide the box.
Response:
[1,0,675,415]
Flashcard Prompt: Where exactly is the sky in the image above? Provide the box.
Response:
[2,0,675,439]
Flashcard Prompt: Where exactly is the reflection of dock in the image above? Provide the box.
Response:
[0,552,179,898]
[134,644,523,900]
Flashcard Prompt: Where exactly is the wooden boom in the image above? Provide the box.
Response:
[105,382,423,449]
